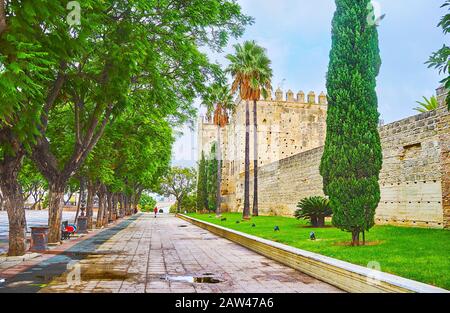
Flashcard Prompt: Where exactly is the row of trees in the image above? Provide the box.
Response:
[198,41,273,219]
[195,1,448,246]
[198,2,382,246]
[0,0,252,255]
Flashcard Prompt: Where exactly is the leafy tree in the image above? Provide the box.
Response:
[295,196,332,227]
[0,0,72,256]
[1,0,252,247]
[139,194,157,212]
[207,143,218,212]
[320,0,382,246]
[159,167,197,213]
[426,0,450,110]
[171,194,197,214]
[18,158,47,210]
[196,151,209,211]
[226,40,273,219]
[414,96,439,113]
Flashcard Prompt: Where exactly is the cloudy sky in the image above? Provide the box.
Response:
[172,0,448,166]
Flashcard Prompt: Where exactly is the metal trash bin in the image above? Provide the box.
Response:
[30,226,49,252]
[77,216,88,234]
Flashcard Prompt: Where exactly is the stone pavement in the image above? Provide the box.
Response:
[0,213,342,293]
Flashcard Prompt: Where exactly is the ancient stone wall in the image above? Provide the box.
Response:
[198,87,449,229]
[198,88,328,199]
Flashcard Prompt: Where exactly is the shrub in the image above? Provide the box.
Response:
[295,196,332,227]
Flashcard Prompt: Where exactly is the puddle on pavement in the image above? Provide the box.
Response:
[162,275,222,284]
[57,250,123,259]
[80,269,135,281]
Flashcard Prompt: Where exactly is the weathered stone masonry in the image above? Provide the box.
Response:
[198,87,450,229]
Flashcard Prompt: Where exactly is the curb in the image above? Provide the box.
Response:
[177,214,448,293]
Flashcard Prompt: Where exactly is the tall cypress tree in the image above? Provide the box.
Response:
[320,0,382,246]
[207,143,218,212]
[196,151,209,211]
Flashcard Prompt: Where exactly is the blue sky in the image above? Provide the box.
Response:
[172,0,448,166]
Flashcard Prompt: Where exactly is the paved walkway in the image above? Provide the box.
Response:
[0,214,342,293]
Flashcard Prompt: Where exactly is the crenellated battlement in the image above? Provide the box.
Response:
[199,87,328,125]
[269,88,328,105]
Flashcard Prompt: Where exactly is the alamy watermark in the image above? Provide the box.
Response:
[66,1,81,26]
[366,260,382,285]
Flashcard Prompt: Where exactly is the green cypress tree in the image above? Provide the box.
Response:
[320,0,383,246]
[207,143,218,212]
[196,151,209,211]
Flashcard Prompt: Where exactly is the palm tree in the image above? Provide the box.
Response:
[414,96,439,113]
[226,41,272,219]
[203,84,235,217]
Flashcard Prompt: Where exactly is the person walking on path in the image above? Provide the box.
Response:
[154,207,158,218]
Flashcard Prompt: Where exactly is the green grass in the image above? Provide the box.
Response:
[188,213,450,290]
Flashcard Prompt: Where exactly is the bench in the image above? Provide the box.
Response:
[61,221,76,240]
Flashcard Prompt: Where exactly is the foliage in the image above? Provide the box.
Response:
[18,157,47,209]
[170,194,197,214]
[191,213,450,290]
[426,0,450,110]
[226,40,273,219]
[0,0,253,247]
[196,151,209,211]
[320,0,382,246]
[414,96,439,113]
[206,143,218,212]
[295,196,332,227]
[159,167,197,213]
[139,194,157,212]
[226,40,273,101]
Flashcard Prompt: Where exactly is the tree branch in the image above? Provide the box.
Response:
[0,0,7,36]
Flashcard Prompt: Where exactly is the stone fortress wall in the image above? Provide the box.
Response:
[197,86,450,229]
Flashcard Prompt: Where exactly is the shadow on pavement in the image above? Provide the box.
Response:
[0,214,141,293]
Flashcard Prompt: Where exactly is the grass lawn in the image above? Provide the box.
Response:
[188,212,450,290]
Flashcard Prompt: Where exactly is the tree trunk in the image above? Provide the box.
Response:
[112,193,117,221]
[243,99,251,219]
[118,193,124,218]
[177,198,182,213]
[0,130,27,255]
[96,185,106,228]
[310,216,318,227]
[102,186,108,224]
[86,180,95,229]
[0,154,27,256]
[362,231,366,246]
[47,182,65,243]
[317,216,325,227]
[351,230,360,246]
[216,125,222,217]
[124,194,129,216]
[252,99,259,216]
[107,192,113,222]
[74,177,85,224]
[0,191,4,211]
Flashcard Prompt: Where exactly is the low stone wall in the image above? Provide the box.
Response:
[178,214,448,293]
[225,107,450,229]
